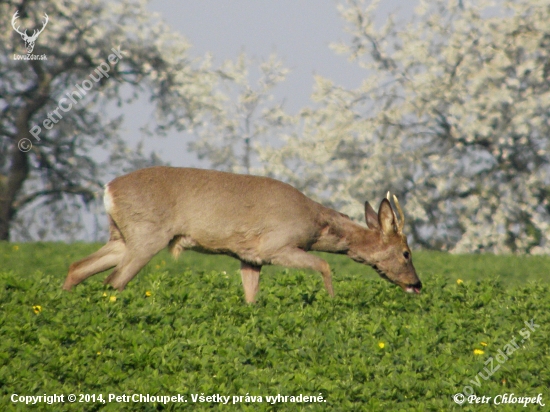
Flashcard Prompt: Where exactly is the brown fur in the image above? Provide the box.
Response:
[63,166,421,302]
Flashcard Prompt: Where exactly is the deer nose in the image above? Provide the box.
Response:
[405,280,422,294]
[411,280,422,289]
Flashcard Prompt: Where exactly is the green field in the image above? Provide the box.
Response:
[1,242,549,411]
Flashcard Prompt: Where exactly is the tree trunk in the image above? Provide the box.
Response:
[0,143,29,241]
[0,62,52,240]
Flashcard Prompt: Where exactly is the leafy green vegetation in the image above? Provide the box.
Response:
[1,242,549,411]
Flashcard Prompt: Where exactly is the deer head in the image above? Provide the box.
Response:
[362,192,422,293]
[12,11,49,54]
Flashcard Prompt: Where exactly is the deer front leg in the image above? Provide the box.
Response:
[240,261,261,303]
[271,248,334,297]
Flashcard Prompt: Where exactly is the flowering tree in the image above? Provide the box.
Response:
[0,0,218,240]
[189,53,292,175]
[264,0,550,253]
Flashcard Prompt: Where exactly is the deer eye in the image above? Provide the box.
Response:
[403,251,410,260]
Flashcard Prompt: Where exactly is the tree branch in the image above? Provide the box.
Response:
[13,186,97,210]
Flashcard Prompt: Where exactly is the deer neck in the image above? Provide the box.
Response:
[311,212,377,258]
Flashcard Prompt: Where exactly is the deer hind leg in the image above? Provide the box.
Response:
[240,261,262,303]
[63,217,125,290]
[63,240,125,290]
[103,253,154,291]
[103,231,170,291]
[270,248,334,297]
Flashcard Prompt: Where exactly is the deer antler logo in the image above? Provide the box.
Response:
[12,11,49,54]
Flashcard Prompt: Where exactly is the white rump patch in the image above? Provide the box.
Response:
[103,184,114,214]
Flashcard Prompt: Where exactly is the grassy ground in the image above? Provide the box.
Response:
[1,242,549,411]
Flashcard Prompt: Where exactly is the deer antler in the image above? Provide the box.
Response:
[11,12,48,41]
[29,13,49,41]
[11,11,27,38]
[386,191,405,233]
[392,194,405,232]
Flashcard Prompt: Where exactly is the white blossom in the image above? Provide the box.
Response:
[260,0,550,254]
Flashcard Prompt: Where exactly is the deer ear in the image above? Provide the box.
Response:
[364,201,380,230]
[378,198,396,235]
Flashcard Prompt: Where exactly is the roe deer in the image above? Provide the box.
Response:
[63,166,422,302]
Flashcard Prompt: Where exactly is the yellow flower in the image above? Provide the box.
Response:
[145,291,152,297]
[102,292,107,297]
[481,341,488,346]
[457,279,464,285]
[97,351,101,355]
[155,265,160,269]
[474,349,484,355]
[32,305,42,314]
[13,245,19,251]
[109,296,117,302]
[378,342,385,349]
